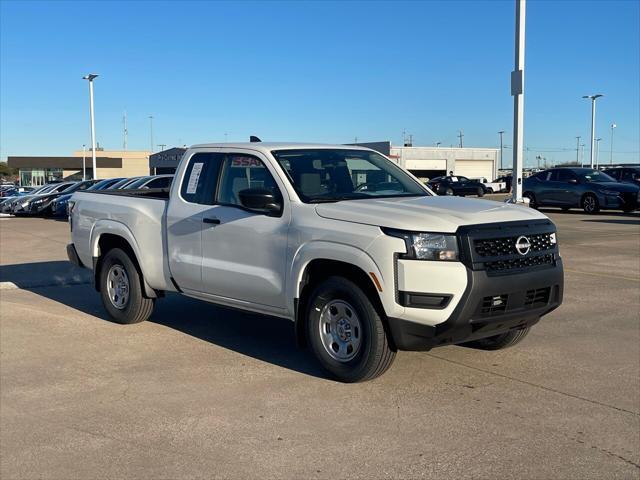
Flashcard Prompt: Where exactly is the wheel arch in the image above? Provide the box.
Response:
[293,256,387,349]
[92,225,157,298]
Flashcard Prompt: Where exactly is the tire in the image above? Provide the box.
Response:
[306,276,396,382]
[523,192,537,209]
[477,187,485,197]
[99,248,154,324]
[462,327,530,350]
[487,187,494,194]
[445,187,454,196]
[581,193,600,214]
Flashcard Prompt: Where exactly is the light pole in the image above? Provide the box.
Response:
[149,115,154,153]
[498,130,505,171]
[435,141,441,148]
[582,94,603,168]
[82,144,86,181]
[575,136,580,165]
[82,73,99,179]
[510,0,526,203]
[610,123,616,165]
[595,138,602,168]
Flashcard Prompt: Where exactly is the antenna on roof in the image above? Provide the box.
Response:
[250,135,262,143]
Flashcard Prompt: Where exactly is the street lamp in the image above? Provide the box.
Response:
[82,144,86,181]
[149,115,154,153]
[582,94,603,168]
[435,141,442,148]
[498,130,505,171]
[595,138,602,168]
[82,74,99,179]
[610,123,617,165]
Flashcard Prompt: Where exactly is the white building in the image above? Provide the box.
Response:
[389,145,500,182]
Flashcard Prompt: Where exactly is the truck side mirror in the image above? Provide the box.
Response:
[238,188,282,215]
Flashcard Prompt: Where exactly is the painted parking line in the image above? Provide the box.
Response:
[0,279,91,290]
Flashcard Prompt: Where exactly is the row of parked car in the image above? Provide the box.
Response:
[0,174,173,217]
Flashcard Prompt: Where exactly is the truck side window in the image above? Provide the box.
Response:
[180,153,222,205]
[217,154,280,206]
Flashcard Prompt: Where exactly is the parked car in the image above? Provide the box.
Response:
[523,167,639,213]
[21,180,99,216]
[2,183,63,214]
[124,174,174,190]
[51,178,125,216]
[109,177,145,190]
[427,176,487,197]
[68,143,563,382]
[472,177,507,193]
[602,167,640,187]
[0,185,35,198]
[13,182,76,215]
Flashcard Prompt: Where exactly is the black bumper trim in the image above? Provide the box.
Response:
[388,259,563,351]
[66,243,84,268]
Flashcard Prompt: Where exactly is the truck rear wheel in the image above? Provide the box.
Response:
[306,276,396,382]
[99,248,154,324]
[462,327,530,350]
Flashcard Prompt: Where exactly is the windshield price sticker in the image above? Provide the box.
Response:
[186,163,204,194]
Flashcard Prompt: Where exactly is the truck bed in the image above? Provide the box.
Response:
[71,189,173,291]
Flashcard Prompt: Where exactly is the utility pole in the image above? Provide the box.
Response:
[82,144,86,181]
[575,136,581,164]
[510,0,526,203]
[610,123,616,165]
[580,144,585,166]
[123,111,128,150]
[148,115,154,153]
[498,130,505,170]
[595,138,602,168]
[583,94,603,168]
[82,74,99,180]
[457,130,464,148]
[158,144,166,152]
[435,141,441,148]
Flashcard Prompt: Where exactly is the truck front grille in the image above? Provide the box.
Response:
[485,253,555,273]
[474,233,554,257]
[458,220,559,276]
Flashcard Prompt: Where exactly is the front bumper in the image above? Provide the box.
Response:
[66,243,84,268]
[387,259,564,351]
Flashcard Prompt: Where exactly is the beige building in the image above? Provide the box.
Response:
[8,149,151,186]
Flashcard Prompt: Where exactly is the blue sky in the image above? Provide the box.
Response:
[1,0,638,166]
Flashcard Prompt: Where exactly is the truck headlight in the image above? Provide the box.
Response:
[382,228,459,261]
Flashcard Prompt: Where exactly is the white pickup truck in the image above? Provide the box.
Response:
[473,177,508,193]
[67,143,563,382]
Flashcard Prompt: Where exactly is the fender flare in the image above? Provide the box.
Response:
[287,240,385,315]
[90,219,157,298]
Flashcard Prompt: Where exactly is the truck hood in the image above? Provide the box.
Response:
[315,195,548,232]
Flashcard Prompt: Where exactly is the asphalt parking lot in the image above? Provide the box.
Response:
[1,206,639,479]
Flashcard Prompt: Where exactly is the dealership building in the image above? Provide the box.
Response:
[8,149,151,186]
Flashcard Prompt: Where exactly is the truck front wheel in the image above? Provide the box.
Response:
[99,248,154,324]
[462,327,530,350]
[306,277,396,382]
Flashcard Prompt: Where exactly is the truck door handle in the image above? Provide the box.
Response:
[203,217,221,225]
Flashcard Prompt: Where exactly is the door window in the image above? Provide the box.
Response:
[622,170,638,181]
[180,153,222,204]
[217,154,280,207]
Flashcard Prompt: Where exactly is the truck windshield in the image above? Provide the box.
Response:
[271,149,429,203]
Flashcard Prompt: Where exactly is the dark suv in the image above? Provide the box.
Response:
[602,167,640,187]
[523,168,639,213]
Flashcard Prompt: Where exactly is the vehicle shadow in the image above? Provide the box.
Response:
[581,218,640,226]
[0,261,327,380]
[538,208,639,218]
